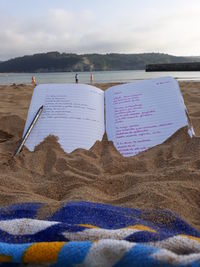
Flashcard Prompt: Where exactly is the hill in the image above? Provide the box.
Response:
[0,52,199,73]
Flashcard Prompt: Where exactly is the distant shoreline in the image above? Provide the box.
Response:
[1,81,200,88]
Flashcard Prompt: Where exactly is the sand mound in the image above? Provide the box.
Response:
[0,82,200,231]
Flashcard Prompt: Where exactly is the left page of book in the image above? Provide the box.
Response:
[23,83,105,153]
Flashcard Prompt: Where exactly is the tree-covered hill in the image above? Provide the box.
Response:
[0,52,199,73]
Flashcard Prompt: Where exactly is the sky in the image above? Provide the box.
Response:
[0,0,200,60]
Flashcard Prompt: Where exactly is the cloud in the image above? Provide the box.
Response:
[0,8,95,60]
[0,6,200,61]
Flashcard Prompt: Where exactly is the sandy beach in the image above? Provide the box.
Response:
[0,82,200,230]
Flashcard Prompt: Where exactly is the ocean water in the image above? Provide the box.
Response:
[1,70,200,85]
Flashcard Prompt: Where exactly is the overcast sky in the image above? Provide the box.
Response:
[0,0,200,60]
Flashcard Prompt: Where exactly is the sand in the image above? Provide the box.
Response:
[0,82,200,230]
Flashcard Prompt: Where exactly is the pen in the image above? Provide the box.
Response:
[14,105,43,157]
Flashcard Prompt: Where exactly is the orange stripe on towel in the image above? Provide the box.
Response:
[23,242,66,264]
[78,224,99,229]
[126,224,156,233]
[180,234,200,243]
[0,255,12,262]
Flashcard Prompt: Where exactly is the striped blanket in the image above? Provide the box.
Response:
[0,201,199,266]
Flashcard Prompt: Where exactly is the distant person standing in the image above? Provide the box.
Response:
[75,73,78,83]
[90,73,94,84]
[32,76,36,86]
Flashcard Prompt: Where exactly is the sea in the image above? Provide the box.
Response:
[1,70,200,85]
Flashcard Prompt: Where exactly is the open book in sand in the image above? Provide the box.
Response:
[23,77,194,157]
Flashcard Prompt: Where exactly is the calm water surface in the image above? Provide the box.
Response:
[1,70,200,85]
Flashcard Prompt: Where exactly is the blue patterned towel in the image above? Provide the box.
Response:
[0,201,199,266]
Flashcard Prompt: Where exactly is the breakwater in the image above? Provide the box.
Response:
[146,62,200,72]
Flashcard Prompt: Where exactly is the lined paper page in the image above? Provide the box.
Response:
[23,83,104,152]
[105,77,188,157]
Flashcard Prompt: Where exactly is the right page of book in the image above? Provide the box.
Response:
[105,77,188,157]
